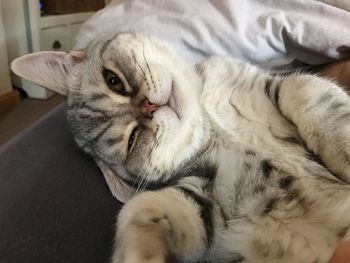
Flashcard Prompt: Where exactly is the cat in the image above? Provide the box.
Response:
[11,32,350,263]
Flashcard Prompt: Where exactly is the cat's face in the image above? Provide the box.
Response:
[11,33,209,198]
[11,34,209,198]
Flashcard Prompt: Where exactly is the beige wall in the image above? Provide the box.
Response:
[1,0,28,62]
[0,1,12,96]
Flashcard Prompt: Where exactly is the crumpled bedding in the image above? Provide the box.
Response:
[74,0,350,70]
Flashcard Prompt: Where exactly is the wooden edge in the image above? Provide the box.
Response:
[315,58,350,90]
[0,90,21,119]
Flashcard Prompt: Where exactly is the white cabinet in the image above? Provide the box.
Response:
[40,25,71,51]
[1,0,93,99]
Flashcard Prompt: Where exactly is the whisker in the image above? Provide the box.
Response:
[132,51,146,80]
[142,47,152,78]
[138,136,161,190]
[142,43,158,91]
[139,131,163,191]
[135,70,146,80]
[133,131,163,195]
[132,135,159,188]
[131,131,162,196]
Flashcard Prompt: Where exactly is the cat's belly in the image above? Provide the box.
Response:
[203,77,350,262]
[211,143,350,263]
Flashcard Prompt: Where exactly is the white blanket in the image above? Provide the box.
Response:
[75,0,350,70]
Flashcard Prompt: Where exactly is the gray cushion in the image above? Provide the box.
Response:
[0,103,121,263]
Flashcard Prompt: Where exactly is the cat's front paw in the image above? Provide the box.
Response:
[111,193,176,263]
[111,189,206,263]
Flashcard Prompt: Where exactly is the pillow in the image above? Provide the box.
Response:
[75,0,350,70]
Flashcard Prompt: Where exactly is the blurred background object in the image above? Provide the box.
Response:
[0,0,112,144]
[0,1,20,121]
[40,0,105,15]
[1,0,102,99]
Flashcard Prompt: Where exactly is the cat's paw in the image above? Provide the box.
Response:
[111,192,176,263]
[111,189,206,263]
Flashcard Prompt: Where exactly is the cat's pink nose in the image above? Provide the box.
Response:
[144,99,160,117]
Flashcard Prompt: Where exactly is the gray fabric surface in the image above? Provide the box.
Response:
[75,0,350,70]
[0,103,121,263]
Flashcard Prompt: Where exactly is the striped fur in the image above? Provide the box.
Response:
[10,33,350,263]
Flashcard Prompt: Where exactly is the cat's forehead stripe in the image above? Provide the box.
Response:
[99,33,124,59]
[89,93,109,101]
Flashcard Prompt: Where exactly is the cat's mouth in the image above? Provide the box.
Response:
[167,81,181,119]
[148,81,181,119]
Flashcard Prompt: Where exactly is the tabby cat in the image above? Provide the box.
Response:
[11,33,350,263]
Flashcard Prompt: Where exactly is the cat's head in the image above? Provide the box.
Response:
[11,33,209,202]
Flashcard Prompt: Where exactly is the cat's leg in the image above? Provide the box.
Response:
[266,74,350,182]
[111,187,209,263]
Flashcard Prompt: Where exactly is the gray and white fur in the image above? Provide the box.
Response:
[11,33,350,263]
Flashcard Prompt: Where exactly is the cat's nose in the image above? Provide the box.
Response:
[143,99,160,117]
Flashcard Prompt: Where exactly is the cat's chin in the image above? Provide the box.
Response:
[153,107,181,124]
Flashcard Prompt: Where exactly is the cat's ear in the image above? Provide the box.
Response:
[98,163,136,203]
[10,50,85,96]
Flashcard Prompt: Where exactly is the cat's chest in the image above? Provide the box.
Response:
[206,82,302,154]
[210,105,310,223]
[202,69,317,219]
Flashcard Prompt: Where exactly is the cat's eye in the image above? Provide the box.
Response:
[103,69,127,95]
[128,127,138,152]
